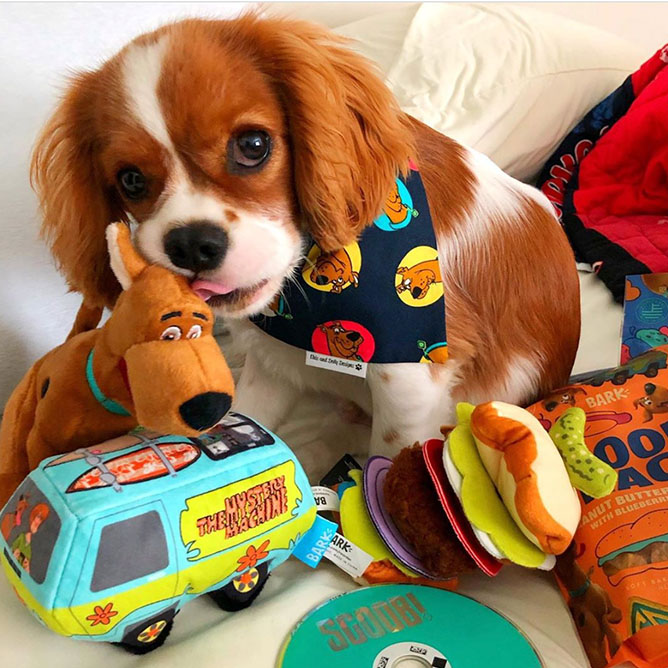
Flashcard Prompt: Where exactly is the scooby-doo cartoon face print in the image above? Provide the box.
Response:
[309,247,359,294]
[544,387,587,412]
[642,273,668,297]
[384,182,407,224]
[634,383,668,422]
[252,168,447,367]
[396,259,441,300]
[319,321,364,360]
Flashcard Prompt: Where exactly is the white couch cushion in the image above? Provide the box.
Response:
[332,3,643,182]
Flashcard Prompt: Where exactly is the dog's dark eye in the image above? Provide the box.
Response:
[230,130,271,169]
[117,167,147,200]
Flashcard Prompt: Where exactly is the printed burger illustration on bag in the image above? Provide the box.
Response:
[529,344,668,668]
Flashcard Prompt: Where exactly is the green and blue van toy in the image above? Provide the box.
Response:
[0,412,317,652]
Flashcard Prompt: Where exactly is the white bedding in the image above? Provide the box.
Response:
[0,3,640,667]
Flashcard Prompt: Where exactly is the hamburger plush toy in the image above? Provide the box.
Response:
[329,401,616,586]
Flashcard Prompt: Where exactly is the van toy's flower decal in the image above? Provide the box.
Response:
[86,602,118,626]
[236,539,270,572]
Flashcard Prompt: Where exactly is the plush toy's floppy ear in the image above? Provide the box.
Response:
[106,223,149,290]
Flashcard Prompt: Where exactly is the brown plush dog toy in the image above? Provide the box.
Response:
[0,223,234,505]
[554,542,622,668]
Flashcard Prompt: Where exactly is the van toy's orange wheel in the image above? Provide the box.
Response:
[233,568,259,593]
[116,615,174,654]
[209,562,270,612]
[137,620,168,643]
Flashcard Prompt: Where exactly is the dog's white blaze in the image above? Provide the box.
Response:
[122,38,301,301]
[135,178,229,277]
[122,37,173,150]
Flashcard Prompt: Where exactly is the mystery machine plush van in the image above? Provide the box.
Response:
[0,412,316,652]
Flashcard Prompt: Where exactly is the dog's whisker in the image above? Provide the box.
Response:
[286,273,311,309]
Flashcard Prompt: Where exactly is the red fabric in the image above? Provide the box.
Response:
[574,45,668,273]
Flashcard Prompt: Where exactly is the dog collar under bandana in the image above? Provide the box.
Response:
[85,349,131,416]
[251,166,447,367]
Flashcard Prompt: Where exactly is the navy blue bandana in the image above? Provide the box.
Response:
[251,166,447,368]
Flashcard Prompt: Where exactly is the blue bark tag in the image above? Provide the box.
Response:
[292,514,338,568]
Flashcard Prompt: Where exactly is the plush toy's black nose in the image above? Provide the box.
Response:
[315,275,329,285]
[346,331,361,342]
[645,383,657,395]
[164,221,228,272]
[411,286,423,299]
[179,392,232,431]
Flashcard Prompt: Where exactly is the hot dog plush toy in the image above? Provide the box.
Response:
[0,223,235,506]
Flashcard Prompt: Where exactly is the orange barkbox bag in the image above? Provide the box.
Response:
[528,345,668,668]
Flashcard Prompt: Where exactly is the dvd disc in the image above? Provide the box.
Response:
[277,584,542,667]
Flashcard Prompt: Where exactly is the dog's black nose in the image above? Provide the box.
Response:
[411,287,423,299]
[346,331,361,342]
[164,221,228,272]
[179,392,232,431]
[315,275,329,285]
[645,383,657,395]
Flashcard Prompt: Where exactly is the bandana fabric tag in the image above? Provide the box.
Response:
[305,351,368,378]
[251,166,448,373]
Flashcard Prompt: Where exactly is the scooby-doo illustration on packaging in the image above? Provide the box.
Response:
[621,273,668,363]
[529,346,668,668]
[0,412,316,653]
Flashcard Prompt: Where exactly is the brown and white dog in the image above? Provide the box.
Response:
[30,15,580,456]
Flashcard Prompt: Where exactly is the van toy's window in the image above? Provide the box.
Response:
[0,479,61,584]
[91,511,168,592]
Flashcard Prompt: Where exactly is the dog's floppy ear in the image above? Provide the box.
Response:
[31,72,124,308]
[243,16,414,251]
[106,223,148,290]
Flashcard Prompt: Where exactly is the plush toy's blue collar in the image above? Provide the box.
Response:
[85,349,131,417]
[568,577,591,599]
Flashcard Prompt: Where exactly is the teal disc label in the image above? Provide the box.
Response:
[278,584,542,667]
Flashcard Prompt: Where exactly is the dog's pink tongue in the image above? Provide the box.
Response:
[191,279,235,301]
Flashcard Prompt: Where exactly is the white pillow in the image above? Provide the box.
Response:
[331,3,644,182]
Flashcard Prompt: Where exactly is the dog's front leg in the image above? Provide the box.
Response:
[233,348,298,433]
[366,362,458,458]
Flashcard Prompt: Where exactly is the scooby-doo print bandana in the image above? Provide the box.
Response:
[251,166,447,375]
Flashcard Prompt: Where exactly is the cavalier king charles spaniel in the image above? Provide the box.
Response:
[30,15,580,456]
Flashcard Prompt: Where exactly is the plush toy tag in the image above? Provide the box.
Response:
[324,532,374,578]
[292,514,338,568]
[320,454,363,488]
[311,485,341,512]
